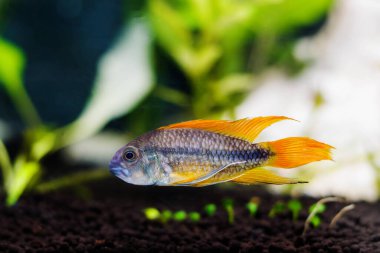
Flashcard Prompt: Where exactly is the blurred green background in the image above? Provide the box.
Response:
[1,0,379,205]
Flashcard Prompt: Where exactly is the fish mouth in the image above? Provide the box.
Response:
[109,162,131,178]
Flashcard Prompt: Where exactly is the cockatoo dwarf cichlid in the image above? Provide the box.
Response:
[109,116,333,186]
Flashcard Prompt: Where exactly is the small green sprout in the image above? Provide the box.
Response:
[308,203,326,228]
[303,197,344,236]
[310,215,321,227]
[246,202,258,217]
[160,210,172,223]
[287,199,302,221]
[173,210,187,221]
[246,197,260,217]
[204,203,217,217]
[188,212,201,222]
[222,198,234,224]
[269,201,286,218]
[143,208,161,220]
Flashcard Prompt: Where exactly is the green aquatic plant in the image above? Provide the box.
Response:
[188,211,201,222]
[160,210,173,223]
[148,0,333,118]
[0,38,54,205]
[143,207,161,220]
[0,38,40,127]
[0,20,153,205]
[268,199,302,220]
[287,199,302,221]
[246,197,260,217]
[269,201,286,218]
[308,203,326,227]
[246,202,258,217]
[143,208,202,223]
[302,197,344,236]
[204,203,217,217]
[173,210,187,221]
[0,0,334,204]
[222,198,234,224]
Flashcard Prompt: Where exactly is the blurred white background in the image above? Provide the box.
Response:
[238,0,380,200]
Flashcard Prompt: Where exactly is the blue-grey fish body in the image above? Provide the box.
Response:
[109,117,333,186]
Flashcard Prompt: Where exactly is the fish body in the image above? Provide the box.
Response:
[109,116,333,186]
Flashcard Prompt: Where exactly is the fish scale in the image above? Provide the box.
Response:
[141,128,272,182]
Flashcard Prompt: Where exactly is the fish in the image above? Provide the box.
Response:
[109,116,333,186]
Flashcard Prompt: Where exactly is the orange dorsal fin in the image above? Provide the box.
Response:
[159,116,294,142]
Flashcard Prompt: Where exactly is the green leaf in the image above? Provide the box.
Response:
[0,37,25,90]
[28,129,56,161]
[149,0,223,79]
[160,210,173,223]
[149,0,191,50]
[6,159,40,206]
[287,199,302,221]
[186,0,214,30]
[204,203,217,216]
[269,201,286,218]
[173,210,187,221]
[144,208,161,220]
[309,203,326,214]
[178,45,222,79]
[251,0,333,35]
[246,202,258,217]
[222,198,234,224]
[0,38,41,127]
[213,0,256,36]
[35,169,109,193]
[154,85,189,106]
[0,139,12,185]
[211,74,253,102]
[310,215,321,228]
[222,198,234,208]
[188,211,201,222]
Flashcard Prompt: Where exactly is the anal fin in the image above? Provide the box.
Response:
[232,168,306,185]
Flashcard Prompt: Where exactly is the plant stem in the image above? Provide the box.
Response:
[5,157,41,206]
[34,168,110,193]
[226,206,234,224]
[154,85,189,106]
[7,80,41,128]
[302,196,345,236]
[329,204,355,228]
[0,139,12,185]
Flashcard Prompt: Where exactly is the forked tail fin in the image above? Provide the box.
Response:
[264,137,334,168]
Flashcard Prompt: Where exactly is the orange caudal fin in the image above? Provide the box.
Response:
[265,137,334,168]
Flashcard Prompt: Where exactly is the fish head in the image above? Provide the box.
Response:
[109,140,159,185]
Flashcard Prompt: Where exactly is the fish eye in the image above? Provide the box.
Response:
[122,148,138,162]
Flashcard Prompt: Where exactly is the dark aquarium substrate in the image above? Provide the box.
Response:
[1,179,379,253]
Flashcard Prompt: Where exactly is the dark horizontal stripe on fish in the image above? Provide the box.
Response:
[151,147,272,162]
